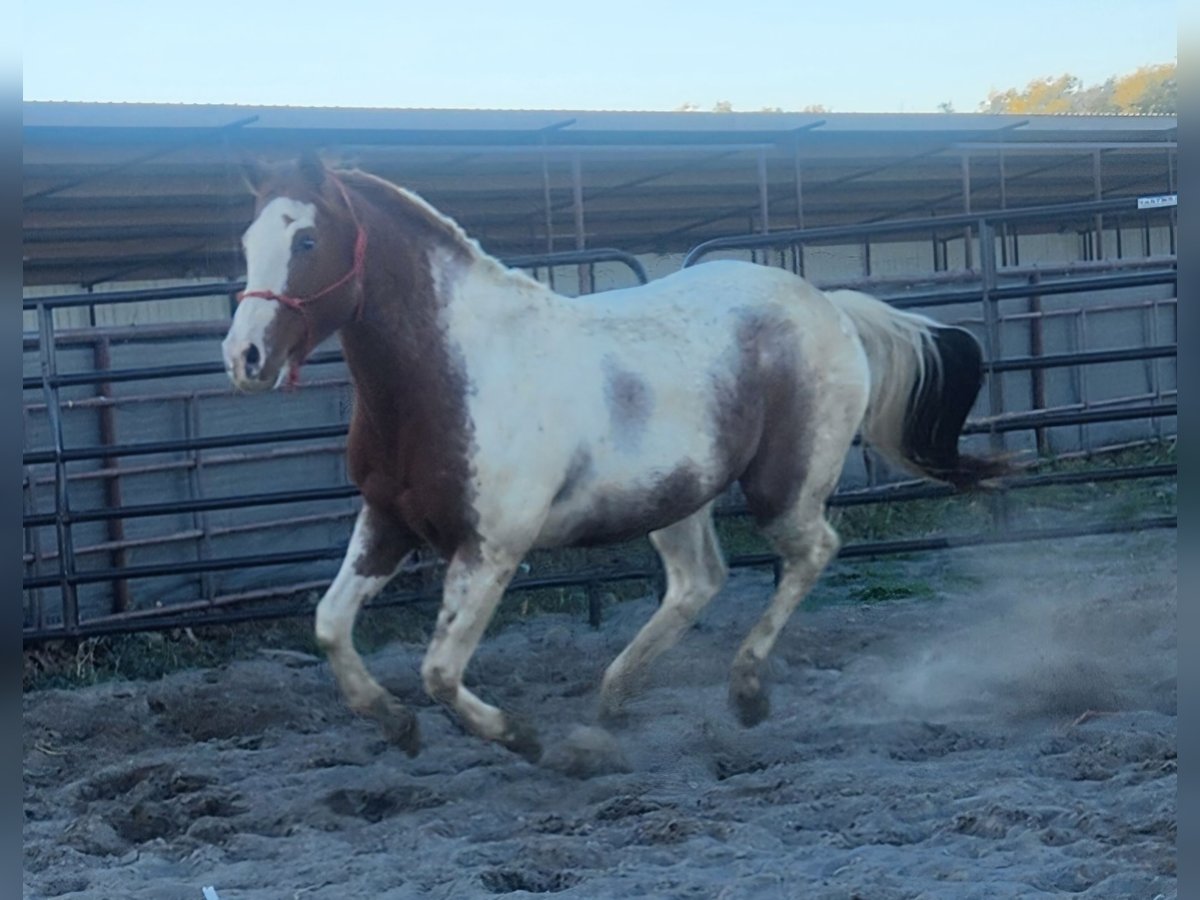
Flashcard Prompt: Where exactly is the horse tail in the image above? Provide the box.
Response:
[826,289,1012,490]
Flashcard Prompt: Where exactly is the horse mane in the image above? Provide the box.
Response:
[335,168,542,289]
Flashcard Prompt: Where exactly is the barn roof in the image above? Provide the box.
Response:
[23,101,1178,288]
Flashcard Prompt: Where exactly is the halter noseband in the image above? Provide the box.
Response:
[235,173,367,385]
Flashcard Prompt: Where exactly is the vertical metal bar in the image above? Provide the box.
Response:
[38,302,79,633]
[1078,309,1091,451]
[1167,148,1177,256]
[978,218,1008,528]
[1145,297,1162,443]
[540,143,556,291]
[586,580,602,629]
[1092,150,1104,259]
[22,406,45,631]
[571,154,592,295]
[186,392,215,604]
[792,147,804,228]
[792,144,806,276]
[757,151,770,235]
[961,154,973,270]
[998,151,1009,267]
[93,336,130,613]
[1027,272,1047,455]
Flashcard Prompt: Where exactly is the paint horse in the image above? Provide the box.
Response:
[223,154,1005,763]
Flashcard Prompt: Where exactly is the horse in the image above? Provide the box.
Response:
[222,153,1006,763]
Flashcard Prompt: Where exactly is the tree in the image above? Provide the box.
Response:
[1111,63,1177,114]
[980,62,1175,114]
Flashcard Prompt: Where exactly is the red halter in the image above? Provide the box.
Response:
[236,173,367,387]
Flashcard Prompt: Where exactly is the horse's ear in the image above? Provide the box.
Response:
[240,157,269,195]
[298,151,327,191]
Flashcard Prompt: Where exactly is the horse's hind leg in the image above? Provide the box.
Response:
[731,383,864,727]
[315,505,419,755]
[729,507,839,727]
[598,503,727,722]
[420,543,540,761]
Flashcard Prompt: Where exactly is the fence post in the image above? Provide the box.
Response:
[1027,271,1047,455]
[586,579,602,629]
[94,336,131,613]
[978,218,1010,530]
[38,302,80,634]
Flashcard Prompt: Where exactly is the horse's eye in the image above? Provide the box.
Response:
[297,236,316,252]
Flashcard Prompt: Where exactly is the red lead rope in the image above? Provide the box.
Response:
[235,174,367,387]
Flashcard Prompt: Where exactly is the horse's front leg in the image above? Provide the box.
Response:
[315,505,420,755]
[420,542,541,762]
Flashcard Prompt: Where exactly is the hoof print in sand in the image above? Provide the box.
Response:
[479,868,582,894]
[323,785,445,823]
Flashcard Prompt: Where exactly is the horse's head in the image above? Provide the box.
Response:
[223,153,365,391]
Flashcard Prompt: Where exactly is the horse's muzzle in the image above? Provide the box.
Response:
[223,336,278,392]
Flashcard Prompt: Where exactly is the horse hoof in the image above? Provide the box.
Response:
[596,696,630,729]
[501,715,543,764]
[370,694,421,757]
[730,680,770,728]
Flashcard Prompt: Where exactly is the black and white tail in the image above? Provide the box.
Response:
[827,289,1011,490]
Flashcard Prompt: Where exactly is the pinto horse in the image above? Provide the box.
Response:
[223,154,1005,763]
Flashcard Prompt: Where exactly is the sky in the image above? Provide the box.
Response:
[23,0,1178,114]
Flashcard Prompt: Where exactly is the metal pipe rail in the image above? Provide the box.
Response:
[681,195,1177,268]
[20,269,1179,395]
[24,512,1176,643]
[23,450,1177,604]
[21,247,648,314]
[21,248,650,393]
[22,395,1176,470]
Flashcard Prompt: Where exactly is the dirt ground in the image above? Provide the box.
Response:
[23,530,1175,899]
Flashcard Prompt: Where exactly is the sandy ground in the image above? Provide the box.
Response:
[24,530,1175,899]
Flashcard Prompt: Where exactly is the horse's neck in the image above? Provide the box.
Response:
[338,192,559,428]
[337,235,470,441]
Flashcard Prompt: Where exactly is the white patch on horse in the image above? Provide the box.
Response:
[314,508,410,711]
[223,197,317,384]
[439,259,826,551]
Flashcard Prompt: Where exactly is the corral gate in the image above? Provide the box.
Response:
[22,198,1177,641]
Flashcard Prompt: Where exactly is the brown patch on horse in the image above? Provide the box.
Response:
[244,159,484,560]
[321,172,479,560]
[336,169,478,270]
[563,463,709,547]
[352,506,419,578]
[712,312,815,527]
[603,357,653,451]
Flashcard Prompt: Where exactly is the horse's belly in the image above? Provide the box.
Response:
[532,446,731,549]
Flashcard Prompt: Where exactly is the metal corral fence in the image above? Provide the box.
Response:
[23,200,1176,642]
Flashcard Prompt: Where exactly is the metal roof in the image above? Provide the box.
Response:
[23,102,1178,288]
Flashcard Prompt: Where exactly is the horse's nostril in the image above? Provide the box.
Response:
[244,343,262,376]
